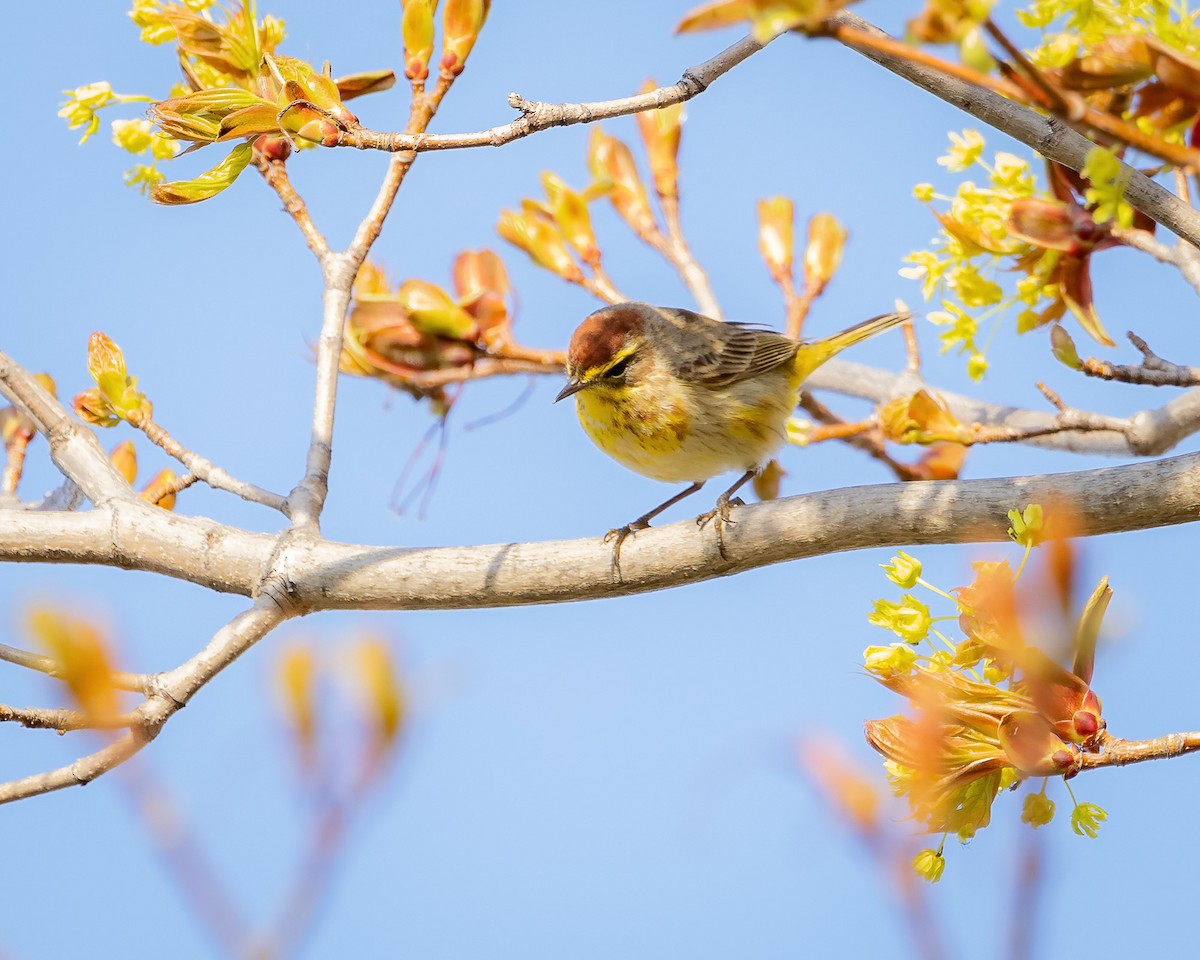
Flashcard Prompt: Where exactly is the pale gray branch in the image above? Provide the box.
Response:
[0,351,133,506]
[0,730,149,804]
[0,600,288,804]
[286,257,355,528]
[807,360,1200,457]
[3,453,1199,609]
[140,420,288,513]
[0,642,151,694]
[0,703,138,732]
[1111,226,1200,294]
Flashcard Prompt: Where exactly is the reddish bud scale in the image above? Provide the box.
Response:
[1073,710,1099,738]
[254,134,292,162]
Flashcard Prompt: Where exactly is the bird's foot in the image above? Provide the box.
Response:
[603,518,651,576]
[696,496,745,560]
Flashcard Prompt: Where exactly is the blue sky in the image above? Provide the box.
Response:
[4,3,1199,958]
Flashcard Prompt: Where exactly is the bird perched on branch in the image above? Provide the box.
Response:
[555,302,908,562]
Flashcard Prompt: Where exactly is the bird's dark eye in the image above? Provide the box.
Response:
[606,354,633,379]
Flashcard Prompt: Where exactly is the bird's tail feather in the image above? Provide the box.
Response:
[791,311,910,384]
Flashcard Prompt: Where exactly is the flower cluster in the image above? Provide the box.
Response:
[1018,0,1200,151]
[61,2,496,204]
[863,510,1114,880]
[340,251,517,412]
[903,131,1140,379]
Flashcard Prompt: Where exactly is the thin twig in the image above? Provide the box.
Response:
[1079,730,1200,769]
[0,642,152,693]
[832,21,1200,169]
[0,728,150,803]
[142,469,199,506]
[0,703,138,731]
[372,355,565,391]
[289,77,456,528]
[139,415,288,510]
[579,268,627,304]
[1081,331,1200,387]
[1008,829,1044,960]
[831,22,1022,99]
[337,36,767,155]
[983,17,1075,116]
[120,761,251,956]
[0,601,288,803]
[263,755,393,959]
[798,741,948,960]
[798,392,921,481]
[902,317,921,374]
[254,154,330,262]
[659,194,722,319]
[1112,225,1200,294]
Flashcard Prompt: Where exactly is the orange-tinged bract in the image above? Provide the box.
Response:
[803,213,847,295]
[277,645,318,766]
[497,210,583,282]
[878,389,967,445]
[355,640,406,753]
[541,172,601,266]
[141,468,180,510]
[757,197,795,285]
[751,458,785,501]
[402,0,437,82]
[28,609,121,725]
[109,441,138,485]
[441,0,491,76]
[634,80,682,201]
[588,129,658,240]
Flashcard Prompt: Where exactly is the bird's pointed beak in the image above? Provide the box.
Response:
[554,377,586,403]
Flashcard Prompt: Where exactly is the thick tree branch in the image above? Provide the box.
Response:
[4,453,1199,609]
[0,352,133,506]
[830,12,1200,250]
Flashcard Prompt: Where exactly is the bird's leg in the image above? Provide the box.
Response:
[604,481,706,572]
[695,469,755,560]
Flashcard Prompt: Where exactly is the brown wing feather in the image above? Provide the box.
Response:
[657,307,798,388]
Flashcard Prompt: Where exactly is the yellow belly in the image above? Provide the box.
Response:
[574,375,795,484]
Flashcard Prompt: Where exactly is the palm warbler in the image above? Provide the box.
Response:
[555,302,908,557]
